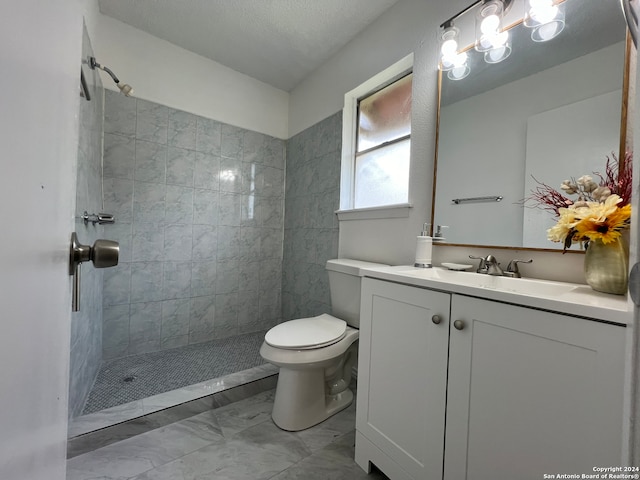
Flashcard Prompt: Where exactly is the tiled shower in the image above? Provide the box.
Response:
[100,90,286,360]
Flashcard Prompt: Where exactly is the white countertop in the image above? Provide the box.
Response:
[360,265,631,325]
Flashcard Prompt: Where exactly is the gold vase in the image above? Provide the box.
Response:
[584,237,629,295]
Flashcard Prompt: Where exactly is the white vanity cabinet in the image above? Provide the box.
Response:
[355,277,451,480]
[355,278,626,480]
[444,294,626,479]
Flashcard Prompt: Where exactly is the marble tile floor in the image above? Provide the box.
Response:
[67,385,389,480]
[69,364,279,439]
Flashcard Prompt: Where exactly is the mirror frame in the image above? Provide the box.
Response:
[430,22,634,253]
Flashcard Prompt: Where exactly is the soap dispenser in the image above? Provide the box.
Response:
[433,225,449,242]
[414,223,433,268]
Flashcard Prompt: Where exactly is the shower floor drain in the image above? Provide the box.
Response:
[123,376,136,383]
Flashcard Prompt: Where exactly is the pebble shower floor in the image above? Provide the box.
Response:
[82,331,267,414]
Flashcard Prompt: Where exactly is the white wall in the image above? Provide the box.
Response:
[0,0,86,478]
[91,14,290,139]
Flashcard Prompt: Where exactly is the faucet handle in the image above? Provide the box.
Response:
[469,255,488,273]
[505,259,533,278]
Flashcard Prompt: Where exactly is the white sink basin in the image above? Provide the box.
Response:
[360,265,629,324]
[390,267,578,297]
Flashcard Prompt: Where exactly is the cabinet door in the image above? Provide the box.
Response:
[356,278,451,480]
[445,294,626,480]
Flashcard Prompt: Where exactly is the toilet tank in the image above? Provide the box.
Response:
[326,259,389,328]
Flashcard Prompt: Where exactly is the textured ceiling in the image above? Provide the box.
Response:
[98,0,402,91]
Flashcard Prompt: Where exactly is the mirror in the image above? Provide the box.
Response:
[432,0,630,250]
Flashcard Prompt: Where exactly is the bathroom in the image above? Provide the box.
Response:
[1,0,640,478]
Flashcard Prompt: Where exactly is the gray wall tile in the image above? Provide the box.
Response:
[104,89,136,137]
[132,222,165,261]
[193,189,219,225]
[218,192,241,226]
[168,109,197,150]
[104,133,135,179]
[189,295,216,340]
[192,224,218,261]
[221,124,243,158]
[130,261,164,303]
[108,222,133,263]
[194,152,220,191]
[282,113,341,321]
[133,182,166,222]
[135,140,167,184]
[165,185,194,224]
[161,298,191,339]
[136,99,168,144]
[130,301,162,344]
[219,158,243,193]
[104,263,131,306]
[104,177,134,223]
[70,28,105,419]
[167,147,195,187]
[196,117,221,155]
[162,261,192,299]
[164,224,193,261]
[191,260,217,297]
[102,95,287,359]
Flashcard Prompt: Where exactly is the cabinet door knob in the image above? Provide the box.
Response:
[432,315,442,325]
[453,320,465,330]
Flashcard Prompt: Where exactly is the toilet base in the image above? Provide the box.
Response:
[271,366,354,431]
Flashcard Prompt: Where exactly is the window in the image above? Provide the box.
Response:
[339,54,413,218]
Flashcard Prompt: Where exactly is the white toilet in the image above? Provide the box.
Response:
[260,258,387,431]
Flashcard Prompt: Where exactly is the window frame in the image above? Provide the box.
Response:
[338,53,414,221]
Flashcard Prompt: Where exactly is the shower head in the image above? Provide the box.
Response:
[89,57,134,97]
[117,83,134,97]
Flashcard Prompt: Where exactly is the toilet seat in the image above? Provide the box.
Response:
[265,314,347,350]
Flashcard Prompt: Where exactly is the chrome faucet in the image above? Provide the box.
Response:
[469,254,503,276]
[469,255,487,273]
[484,255,503,276]
[469,255,533,277]
[504,259,533,278]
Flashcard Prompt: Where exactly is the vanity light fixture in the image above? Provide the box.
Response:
[475,0,512,63]
[524,0,566,42]
[439,23,471,80]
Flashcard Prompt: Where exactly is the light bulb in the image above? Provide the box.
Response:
[531,4,558,24]
[452,51,468,67]
[441,38,458,56]
[481,14,500,34]
[485,45,511,63]
[490,31,509,48]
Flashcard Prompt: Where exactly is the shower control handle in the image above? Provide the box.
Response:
[69,232,119,312]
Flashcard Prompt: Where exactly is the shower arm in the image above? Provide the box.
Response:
[89,56,134,97]
[89,57,120,84]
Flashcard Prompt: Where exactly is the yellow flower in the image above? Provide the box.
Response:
[572,194,622,223]
[547,207,578,243]
[573,203,631,244]
[547,195,631,250]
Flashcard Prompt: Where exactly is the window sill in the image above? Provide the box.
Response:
[336,203,413,221]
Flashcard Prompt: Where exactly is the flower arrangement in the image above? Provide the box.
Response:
[524,153,632,251]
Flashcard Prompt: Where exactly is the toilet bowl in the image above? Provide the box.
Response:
[260,316,359,431]
[260,259,387,431]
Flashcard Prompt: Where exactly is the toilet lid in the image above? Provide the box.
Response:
[265,314,347,350]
